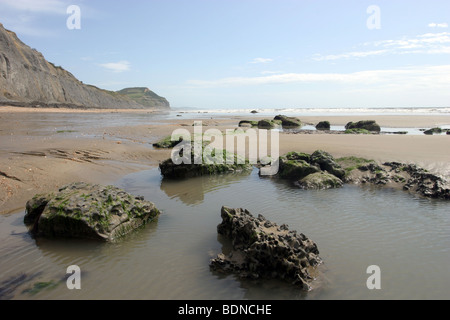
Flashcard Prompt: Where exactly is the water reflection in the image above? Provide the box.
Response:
[160,170,253,206]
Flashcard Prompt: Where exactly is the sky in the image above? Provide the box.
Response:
[0,0,449,109]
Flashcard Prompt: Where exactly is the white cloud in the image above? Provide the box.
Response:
[429,22,448,28]
[251,58,273,64]
[312,50,388,61]
[0,0,69,15]
[99,61,131,73]
[186,65,450,88]
[313,32,450,61]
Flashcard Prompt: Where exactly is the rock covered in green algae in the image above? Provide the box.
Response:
[159,145,253,179]
[24,182,160,241]
[274,115,302,128]
[296,172,344,190]
[277,150,345,189]
[315,121,331,131]
[345,120,381,133]
[210,206,321,290]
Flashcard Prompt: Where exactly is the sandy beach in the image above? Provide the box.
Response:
[1,106,449,215]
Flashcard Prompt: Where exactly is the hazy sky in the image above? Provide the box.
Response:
[0,0,449,109]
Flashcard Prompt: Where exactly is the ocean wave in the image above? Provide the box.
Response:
[174,107,450,116]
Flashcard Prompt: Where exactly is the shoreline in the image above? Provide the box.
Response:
[1,109,449,215]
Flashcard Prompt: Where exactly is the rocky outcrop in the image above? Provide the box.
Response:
[344,161,450,200]
[210,206,321,290]
[277,151,345,189]
[0,23,168,109]
[345,120,381,133]
[24,182,160,241]
[159,144,253,179]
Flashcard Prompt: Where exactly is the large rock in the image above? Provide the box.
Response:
[296,172,344,190]
[274,115,302,128]
[279,158,321,181]
[257,119,281,129]
[310,150,346,180]
[316,121,331,131]
[159,144,253,179]
[24,182,160,241]
[277,150,346,188]
[0,23,169,109]
[210,207,321,290]
[345,120,381,133]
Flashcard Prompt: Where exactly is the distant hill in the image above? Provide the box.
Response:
[0,23,170,110]
[117,87,170,109]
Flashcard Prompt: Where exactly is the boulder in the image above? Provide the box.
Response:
[24,182,160,241]
[316,121,331,131]
[153,136,184,148]
[257,119,280,129]
[210,206,321,290]
[296,172,343,190]
[274,115,302,128]
[279,158,321,180]
[159,144,253,179]
[423,128,443,135]
[345,120,381,133]
[310,150,346,180]
[238,120,259,127]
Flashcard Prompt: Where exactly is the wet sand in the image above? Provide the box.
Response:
[1,106,449,215]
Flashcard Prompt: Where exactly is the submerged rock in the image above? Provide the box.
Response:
[24,182,160,241]
[210,206,321,290]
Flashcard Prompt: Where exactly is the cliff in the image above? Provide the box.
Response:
[118,87,170,109]
[0,23,169,109]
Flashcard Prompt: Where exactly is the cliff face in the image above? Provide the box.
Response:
[0,23,170,109]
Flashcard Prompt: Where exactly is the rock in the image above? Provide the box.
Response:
[296,172,343,190]
[310,150,346,180]
[238,120,259,127]
[159,144,253,179]
[345,120,381,133]
[250,110,259,114]
[279,157,321,181]
[153,136,184,148]
[274,115,302,128]
[447,131,450,135]
[316,121,331,131]
[210,206,321,290]
[257,119,280,129]
[423,128,443,135]
[24,182,161,241]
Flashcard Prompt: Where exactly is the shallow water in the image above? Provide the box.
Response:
[1,168,449,300]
